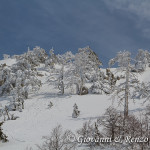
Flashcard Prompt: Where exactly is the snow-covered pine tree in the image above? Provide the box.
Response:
[67,46,102,95]
[45,48,58,69]
[134,49,148,72]
[33,46,48,64]
[12,58,41,93]
[109,51,139,118]
[75,46,100,95]
[11,85,25,111]
[23,46,48,67]
[0,57,41,110]
[145,50,150,67]
[10,61,41,110]
[0,65,14,96]
[89,68,118,95]
[89,69,105,94]
[48,51,74,95]
[104,68,119,93]
[72,103,80,118]
[132,82,150,100]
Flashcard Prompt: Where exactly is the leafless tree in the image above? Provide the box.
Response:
[77,120,103,148]
[37,125,76,150]
[97,107,123,141]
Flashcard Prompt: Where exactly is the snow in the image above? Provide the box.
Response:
[0,58,16,66]
[138,67,150,82]
[0,84,112,149]
[0,58,150,150]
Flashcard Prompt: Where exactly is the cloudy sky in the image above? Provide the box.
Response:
[0,0,150,66]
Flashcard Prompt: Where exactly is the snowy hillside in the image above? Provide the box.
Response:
[1,48,150,150]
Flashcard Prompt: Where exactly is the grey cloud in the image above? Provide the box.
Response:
[103,0,150,38]
[0,0,150,67]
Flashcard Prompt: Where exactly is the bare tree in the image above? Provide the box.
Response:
[37,125,76,150]
[98,107,150,149]
[97,107,123,141]
[77,120,103,148]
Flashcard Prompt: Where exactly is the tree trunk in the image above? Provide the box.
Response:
[60,66,64,95]
[79,77,83,95]
[112,126,115,141]
[124,63,129,118]
[75,83,79,94]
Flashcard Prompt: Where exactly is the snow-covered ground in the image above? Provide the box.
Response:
[0,58,16,66]
[0,59,150,150]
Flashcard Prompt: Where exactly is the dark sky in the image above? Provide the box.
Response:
[0,0,150,67]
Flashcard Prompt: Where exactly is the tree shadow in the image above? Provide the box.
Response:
[34,92,72,100]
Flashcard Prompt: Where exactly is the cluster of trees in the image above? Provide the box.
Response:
[45,48,150,101]
[0,47,43,112]
[0,47,47,143]
[37,106,150,150]
[98,107,150,150]
[2,46,150,100]
[45,48,150,128]
[46,46,121,95]
[1,46,150,146]
[40,48,150,150]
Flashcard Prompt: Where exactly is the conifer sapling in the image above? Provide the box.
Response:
[72,103,80,118]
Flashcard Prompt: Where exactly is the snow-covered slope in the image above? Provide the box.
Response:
[0,58,150,150]
[138,67,150,83]
[0,73,112,149]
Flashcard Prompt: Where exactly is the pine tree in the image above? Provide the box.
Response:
[134,49,148,72]
[93,122,103,146]
[0,65,14,96]
[12,86,25,111]
[72,103,80,118]
[45,48,58,69]
[89,69,104,94]
[24,46,48,66]
[66,46,102,95]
